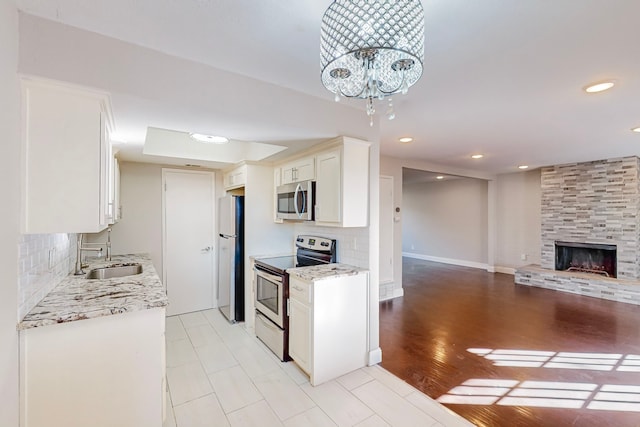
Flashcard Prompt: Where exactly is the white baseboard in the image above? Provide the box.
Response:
[495,266,516,275]
[368,347,383,365]
[379,287,404,302]
[403,252,490,271]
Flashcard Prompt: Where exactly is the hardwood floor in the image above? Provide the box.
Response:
[379,258,640,427]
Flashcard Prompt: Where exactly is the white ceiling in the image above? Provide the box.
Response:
[15,0,640,174]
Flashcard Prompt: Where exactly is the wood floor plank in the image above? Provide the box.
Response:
[380,258,640,427]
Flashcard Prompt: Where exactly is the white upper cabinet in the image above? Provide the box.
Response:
[110,155,121,224]
[223,164,247,190]
[281,155,315,184]
[21,77,114,233]
[314,137,370,227]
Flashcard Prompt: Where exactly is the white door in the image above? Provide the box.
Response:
[379,176,394,284]
[162,169,216,316]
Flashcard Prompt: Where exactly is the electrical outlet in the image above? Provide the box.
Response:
[521,253,527,261]
[353,237,358,250]
[411,244,415,250]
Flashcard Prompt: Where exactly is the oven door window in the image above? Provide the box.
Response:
[256,274,280,315]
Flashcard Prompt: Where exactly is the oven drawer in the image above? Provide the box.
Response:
[255,311,285,361]
[289,277,311,304]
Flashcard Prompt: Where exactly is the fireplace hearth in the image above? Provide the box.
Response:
[555,241,617,278]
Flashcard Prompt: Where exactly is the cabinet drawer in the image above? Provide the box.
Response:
[289,279,311,304]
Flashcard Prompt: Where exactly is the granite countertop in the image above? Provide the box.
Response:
[287,263,368,282]
[18,253,168,331]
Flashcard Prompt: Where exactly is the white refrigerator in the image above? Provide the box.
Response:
[217,195,244,323]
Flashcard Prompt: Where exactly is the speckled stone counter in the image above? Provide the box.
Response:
[287,263,367,281]
[18,253,167,330]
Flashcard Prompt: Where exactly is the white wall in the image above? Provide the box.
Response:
[0,1,21,425]
[495,169,541,272]
[380,155,497,295]
[403,178,489,266]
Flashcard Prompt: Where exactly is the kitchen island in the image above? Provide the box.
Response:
[18,253,168,427]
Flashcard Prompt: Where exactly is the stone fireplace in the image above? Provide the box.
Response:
[515,156,640,305]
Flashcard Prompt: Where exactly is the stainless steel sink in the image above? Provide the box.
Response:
[85,263,143,279]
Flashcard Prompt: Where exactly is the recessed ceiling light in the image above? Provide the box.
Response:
[518,165,529,170]
[189,133,229,144]
[583,80,615,93]
[632,127,640,133]
[436,175,444,180]
[471,154,484,159]
[398,137,413,143]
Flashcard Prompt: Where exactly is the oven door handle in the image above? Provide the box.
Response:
[255,268,283,284]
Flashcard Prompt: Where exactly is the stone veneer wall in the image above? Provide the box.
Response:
[540,156,640,280]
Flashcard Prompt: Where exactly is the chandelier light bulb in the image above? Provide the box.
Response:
[320,0,425,122]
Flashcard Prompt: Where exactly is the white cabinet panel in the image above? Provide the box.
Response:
[281,155,315,184]
[314,137,370,227]
[315,149,341,223]
[20,308,166,427]
[288,272,369,385]
[223,164,247,190]
[21,78,113,233]
[288,297,311,374]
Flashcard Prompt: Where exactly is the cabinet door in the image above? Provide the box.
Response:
[315,149,341,223]
[22,81,110,233]
[281,167,295,185]
[223,165,247,190]
[289,298,311,374]
[112,157,121,222]
[295,157,315,182]
[100,115,111,227]
[281,156,315,184]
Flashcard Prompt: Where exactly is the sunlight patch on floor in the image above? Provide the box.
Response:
[467,347,640,372]
[437,377,640,412]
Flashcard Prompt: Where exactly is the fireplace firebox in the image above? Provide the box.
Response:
[555,241,617,278]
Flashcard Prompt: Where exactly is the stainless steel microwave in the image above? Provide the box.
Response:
[276,180,314,221]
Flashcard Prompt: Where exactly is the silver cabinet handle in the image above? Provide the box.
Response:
[201,246,212,252]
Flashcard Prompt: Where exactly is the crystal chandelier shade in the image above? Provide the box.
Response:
[320,0,425,120]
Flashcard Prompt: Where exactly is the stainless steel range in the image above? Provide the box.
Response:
[254,235,336,361]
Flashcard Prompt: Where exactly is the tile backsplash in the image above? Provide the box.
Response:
[18,233,76,320]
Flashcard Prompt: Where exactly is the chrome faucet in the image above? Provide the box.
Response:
[73,228,112,275]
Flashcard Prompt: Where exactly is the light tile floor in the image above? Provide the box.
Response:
[164,309,473,427]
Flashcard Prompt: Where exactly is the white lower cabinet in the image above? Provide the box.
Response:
[288,291,311,373]
[288,271,369,385]
[20,308,166,427]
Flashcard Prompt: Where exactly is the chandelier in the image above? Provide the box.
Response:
[320,0,425,126]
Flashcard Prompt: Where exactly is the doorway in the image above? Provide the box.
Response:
[162,169,216,316]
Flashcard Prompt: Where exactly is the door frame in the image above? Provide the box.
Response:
[379,175,394,285]
[161,168,217,310]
